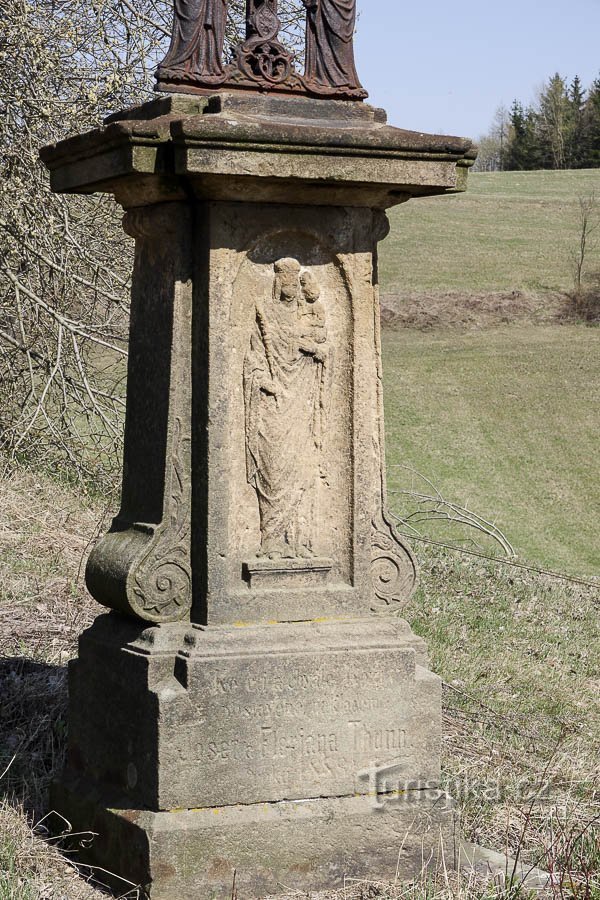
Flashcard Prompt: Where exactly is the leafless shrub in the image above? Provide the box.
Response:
[563,192,600,323]
[0,0,304,492]
[571,193,598,291]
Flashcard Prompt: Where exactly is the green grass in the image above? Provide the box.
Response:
[380,169,600,293]
[383,324,600,576]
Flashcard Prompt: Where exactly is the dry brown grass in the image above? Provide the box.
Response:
[0,465,111,897]
[0,799,105,899]
[272,871,499,900]
[567,282,600,323]
[0,464,102,654]
[0,465,103,818]
[378,290,596,331]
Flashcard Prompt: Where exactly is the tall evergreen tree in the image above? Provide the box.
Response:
[583,75,600,167]
[483,73,600,172]
[505,101,540,170]
[566,75,587,168]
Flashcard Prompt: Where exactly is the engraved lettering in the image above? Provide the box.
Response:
[216,675,239,693]
[260,725,339,760]
[349,721,407,754]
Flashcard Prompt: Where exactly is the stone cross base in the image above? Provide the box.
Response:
[40,93,475,895]
[55,615,457,896]
[54,785,457,898]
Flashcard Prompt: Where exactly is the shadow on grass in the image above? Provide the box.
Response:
[0,656,68,820]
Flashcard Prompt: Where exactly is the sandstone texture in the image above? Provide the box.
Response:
[40,92,475,896]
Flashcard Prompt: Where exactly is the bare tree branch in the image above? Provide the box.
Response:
[388,465,516,558]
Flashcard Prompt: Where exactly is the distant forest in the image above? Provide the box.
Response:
[475,73,600,171]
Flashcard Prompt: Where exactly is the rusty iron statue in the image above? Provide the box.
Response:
[157,0,367,99]
[302,0,366,98]
[157,0,228,87]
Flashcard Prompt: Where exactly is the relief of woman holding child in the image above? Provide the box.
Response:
[244,258,332,560]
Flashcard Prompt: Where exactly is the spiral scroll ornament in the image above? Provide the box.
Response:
[371,514,418,613]
[134,558,191,621]
[131,419,192,623]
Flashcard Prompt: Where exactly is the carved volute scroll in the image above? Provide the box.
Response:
[156,0,367,99]
[369,210,419,611]
[130,418,192,620]
[85,204,193,624]
[244,258,330,561]
[371,512,419,613]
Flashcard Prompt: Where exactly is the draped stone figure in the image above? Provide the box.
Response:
[244,258,329,559]
[302,0,366,97]
[158,0,228,84]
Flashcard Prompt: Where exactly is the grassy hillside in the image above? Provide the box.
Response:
[379,168,599,577]
[380,169,600,293]
[383,324,599,577]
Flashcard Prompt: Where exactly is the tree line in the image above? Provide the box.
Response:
[475,73,600,171]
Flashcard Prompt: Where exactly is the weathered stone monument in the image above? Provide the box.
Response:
[41,2,476,896]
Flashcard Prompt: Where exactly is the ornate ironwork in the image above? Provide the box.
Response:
[236,0,294,86]
[156,0,367,100]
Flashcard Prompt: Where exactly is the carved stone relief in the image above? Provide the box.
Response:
[85,203,193,625]
[243,257,331,561]
[131,418,193,619]
[369,235,418,610]
[370,512,418,612]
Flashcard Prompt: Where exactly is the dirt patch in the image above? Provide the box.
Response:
[379,290,580,330]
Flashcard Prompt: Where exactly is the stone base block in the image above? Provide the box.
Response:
[55,614,455,896]
[53,778,458,898]
[66,615,443,812]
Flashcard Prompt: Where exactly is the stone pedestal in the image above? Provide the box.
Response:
[41,93,475,897]
[57,615,457,897]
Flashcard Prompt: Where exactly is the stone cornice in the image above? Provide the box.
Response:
[40,94,477,208]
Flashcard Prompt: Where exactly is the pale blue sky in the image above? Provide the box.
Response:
[353,0,600,139]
